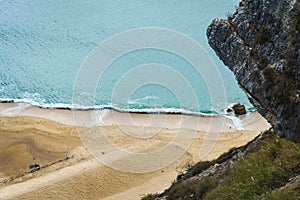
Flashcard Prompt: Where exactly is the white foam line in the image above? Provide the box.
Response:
[224,115,245,131]
[93,109,112,124]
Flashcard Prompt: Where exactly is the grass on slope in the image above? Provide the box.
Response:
[205,132,300,200]
[142,131,300,200]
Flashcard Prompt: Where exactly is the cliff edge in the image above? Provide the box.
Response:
[207,0,300,141]
[141,2,300,199]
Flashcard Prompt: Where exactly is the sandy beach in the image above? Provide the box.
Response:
[0,103,271,200]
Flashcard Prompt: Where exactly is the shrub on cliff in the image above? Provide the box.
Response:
[255,27,271,45]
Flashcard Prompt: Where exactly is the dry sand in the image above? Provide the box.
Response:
[0,103,271,200]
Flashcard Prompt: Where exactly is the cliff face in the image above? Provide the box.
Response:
[207,0,300,141]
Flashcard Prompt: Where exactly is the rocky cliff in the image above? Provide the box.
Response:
[207,0,300,141]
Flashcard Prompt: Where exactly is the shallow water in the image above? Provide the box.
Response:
[0,0,252,115]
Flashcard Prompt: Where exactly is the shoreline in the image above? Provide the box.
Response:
[0,102,270,132]
[0,102,271,199]
[0,99,255,116]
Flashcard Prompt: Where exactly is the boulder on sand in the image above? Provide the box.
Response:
[232,103,246,115]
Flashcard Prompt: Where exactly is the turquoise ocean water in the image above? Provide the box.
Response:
[0,0,254,115]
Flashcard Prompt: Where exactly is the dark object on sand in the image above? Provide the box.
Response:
[29,163,40,173]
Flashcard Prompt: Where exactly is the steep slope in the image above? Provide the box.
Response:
[207,0,300,141]
[143,131,300,200]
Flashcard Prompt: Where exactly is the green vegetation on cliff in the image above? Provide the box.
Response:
[205,132,300,200]
[143,131,300,199]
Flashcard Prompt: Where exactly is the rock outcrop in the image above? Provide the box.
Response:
[207,0,300,141]
[232,103,247,115]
